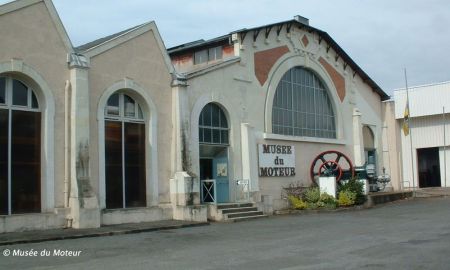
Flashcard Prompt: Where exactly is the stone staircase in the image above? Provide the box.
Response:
[207,203,267,222]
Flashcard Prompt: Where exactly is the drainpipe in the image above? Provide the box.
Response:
[64,80,71,208]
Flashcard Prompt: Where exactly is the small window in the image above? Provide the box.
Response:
[194,46,223,65]
[199,103,229,145]
[105,93,143,121]
[194,49,208,65]
[208,46,222,62]
[0,77,5,104]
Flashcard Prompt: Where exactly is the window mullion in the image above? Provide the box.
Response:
[7,109,11,215]
[122,122,126,209]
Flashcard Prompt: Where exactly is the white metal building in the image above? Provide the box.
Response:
[394,81,450,189]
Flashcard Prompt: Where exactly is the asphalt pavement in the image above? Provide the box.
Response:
[1,197,450,270]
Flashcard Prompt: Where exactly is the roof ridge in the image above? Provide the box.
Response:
[75,22,151,52]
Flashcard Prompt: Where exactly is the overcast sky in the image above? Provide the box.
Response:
[3,0,450,95]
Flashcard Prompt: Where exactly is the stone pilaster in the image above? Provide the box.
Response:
[353,107,365,167]
[68,53,100,229]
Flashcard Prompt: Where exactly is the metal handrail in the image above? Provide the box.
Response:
[201,179,216,204]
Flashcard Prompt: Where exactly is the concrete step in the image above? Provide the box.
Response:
[221,207,258,214]
[226,211,264,219]
[217,203,253,210]
[227,215,268,222]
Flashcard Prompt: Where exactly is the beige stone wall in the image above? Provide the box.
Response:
[180,23,386,206]
[88,30,173,203]
[0,2,70,208]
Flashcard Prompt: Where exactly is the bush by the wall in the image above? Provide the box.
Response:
[319,193,338,209]
[338,178,366,205]
[287,195,307,210]
[338,190,356,206]
[304,187,321,203]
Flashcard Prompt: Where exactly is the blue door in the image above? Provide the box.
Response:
[213,148,229,203]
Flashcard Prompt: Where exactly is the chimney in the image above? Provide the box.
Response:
[293,15,309,25]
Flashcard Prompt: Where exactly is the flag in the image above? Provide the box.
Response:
[402,97,410,136]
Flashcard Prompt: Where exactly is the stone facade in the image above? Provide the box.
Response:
[0,0,391,232]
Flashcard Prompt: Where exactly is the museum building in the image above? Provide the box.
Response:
[0,0,392,232]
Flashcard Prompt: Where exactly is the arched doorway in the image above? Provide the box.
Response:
[104,92,146,209]
[363,125,376,166]
[0,76,41,215]
[198,103,229,203]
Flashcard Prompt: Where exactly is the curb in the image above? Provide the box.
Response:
[0,222,209,246]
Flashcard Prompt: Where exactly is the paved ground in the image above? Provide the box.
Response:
[1,197,450,270]
[0,220,208,246]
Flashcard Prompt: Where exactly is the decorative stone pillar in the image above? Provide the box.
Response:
[169,74,206,222]
[353,107,365,167]
[241,123,260,202]
[68,53,100,228]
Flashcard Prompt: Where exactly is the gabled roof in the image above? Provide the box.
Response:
[167,17,389,101]
[75,23,146,52]
[0,0,74,53]
[75,21,175,74]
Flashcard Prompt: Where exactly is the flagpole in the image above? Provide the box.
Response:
[404,69,416,194]
[444,106,447,187]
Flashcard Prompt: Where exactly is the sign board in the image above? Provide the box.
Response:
[258,144,296,177]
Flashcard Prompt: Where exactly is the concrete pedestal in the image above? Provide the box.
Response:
[319,176,337,198]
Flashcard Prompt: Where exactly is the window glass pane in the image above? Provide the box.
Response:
[138,105,144,119]
[212,129,220,144]
[31,91,39,109]
[105,121,123,209]
[11,110,41,214]
[221,130,228,144]
[203,128,212,143]
[0,77,5,104]
[0,109,8,214]
[199,128,204,142]
[124,95,136,118]
[106,94,120,116]
[212,104,220,127]
[12,80,28,106]
[194,50,207,64]
[208,46,222,61]
[124,123,146,208]
[203,104,212,126]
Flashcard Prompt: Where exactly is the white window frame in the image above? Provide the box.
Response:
[0,77,41,215]
[104,93,145,209]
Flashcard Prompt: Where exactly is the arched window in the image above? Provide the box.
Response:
[272,67,336,138]
[0,76,41,215]
[104,93,146,209]
[199,103,229,145]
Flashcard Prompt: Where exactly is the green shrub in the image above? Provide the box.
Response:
[319,193,337,208]
[338,190,356,206]
[338,178,366,205]
[287,195,307,210]
[306,202,318,210]
[324,203,337,210]
[304,187,320,203]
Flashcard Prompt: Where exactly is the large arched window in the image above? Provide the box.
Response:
[272,67,336,138]
[104,93,146,209]
[199,103,229,145]
[0,76,41,215]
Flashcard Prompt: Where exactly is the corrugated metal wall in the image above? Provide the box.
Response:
[400,114,450,188]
